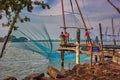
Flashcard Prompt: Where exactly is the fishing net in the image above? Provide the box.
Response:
[10,13,89,63]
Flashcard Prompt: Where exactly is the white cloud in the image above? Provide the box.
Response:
[0,0,120,38]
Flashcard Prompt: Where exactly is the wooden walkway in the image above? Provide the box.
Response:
[58,47,113,57]
[61,43,120,49]
[58,43,118,58]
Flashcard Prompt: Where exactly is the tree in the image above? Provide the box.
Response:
[0,0,50,58]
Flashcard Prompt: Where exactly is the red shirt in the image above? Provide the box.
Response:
[65,32,69,38]
[85,31,89,36]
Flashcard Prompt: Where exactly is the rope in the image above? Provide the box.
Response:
[69,0,83,28]
[82,0,92,28]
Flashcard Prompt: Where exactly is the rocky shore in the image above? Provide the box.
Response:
[3,61,120,80]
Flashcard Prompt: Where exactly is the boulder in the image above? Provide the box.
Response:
[3,76,17,80]
[72,64,88,76]
[23,73,44,80]
[46,66,65,79]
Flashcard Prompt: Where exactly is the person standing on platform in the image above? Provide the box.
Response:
[85,29,90,44]
[60,32,66,46]
[65,32,70,43]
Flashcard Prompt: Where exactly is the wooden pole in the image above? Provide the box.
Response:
[118,28,120,41]
[60,33,65,70]
[99,23,104,62]
[111,18,116,55]
[112,18,116,46]
[90,44,93,68]
[107,0,120,14]
[75,0,87,29]
[61,51,64,70]
[70,0,74,13]
[61,0,66,33]
[76,28,80,64]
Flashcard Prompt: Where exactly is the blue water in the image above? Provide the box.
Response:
[10,41,90,64]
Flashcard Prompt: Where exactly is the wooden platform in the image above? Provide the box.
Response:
[58,47,113,57]
[58,43,118,58]
[103,45,120,49]
[60,43,100,47]
[61,43,120,49]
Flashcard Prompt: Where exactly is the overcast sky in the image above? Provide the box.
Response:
[0,0,120,40]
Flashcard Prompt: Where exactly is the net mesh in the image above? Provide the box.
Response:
[10,13,89,63]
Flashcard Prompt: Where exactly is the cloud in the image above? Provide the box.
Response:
[0,0,120,38]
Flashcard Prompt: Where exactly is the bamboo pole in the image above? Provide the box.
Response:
[111,18,116,55]
[112,18,116,46]
[61,51,64,70]
[99,23,104,62]
[75,0,87,29]
[61,0,66,33]
[60,33,65,70]
[76,28,80,64]
[107,0,120,14]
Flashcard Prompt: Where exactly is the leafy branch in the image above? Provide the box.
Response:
[0,0,50,58]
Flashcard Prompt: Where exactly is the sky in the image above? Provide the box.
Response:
[0,0,120,40]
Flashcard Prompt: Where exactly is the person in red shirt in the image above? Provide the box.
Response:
[85,29,90,43]
[65,32,70,42]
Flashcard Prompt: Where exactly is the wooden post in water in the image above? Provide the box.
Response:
[61,50,64,70]
[76,28,80,64]
[60,33,65,70]
[111,18,116,55]
[99,23,104,62]
[90,43,93,69]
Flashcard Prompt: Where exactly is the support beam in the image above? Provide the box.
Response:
[99,23,104,62]
[76,28,80,64]
[112,18,116,46]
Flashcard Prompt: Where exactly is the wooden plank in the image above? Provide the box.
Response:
[103,45,120,49]
[61,43,100,47]
[58,47,75,52]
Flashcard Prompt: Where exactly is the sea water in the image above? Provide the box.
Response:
[1,41,118,80]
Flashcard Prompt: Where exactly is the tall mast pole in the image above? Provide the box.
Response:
[70,0,74,13]
[75,0,87,29]
[107,0,120,14]
[61,0,66,33]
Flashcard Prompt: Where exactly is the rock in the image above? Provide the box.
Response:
[72,64,88,75]
[64,76,80,80]
[61,69,74,76]
[41,77,54,80]
[23,73,44,80]
[46,66,65,79]
[3,76,17,80]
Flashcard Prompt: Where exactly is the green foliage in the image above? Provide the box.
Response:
[0,0,50,29]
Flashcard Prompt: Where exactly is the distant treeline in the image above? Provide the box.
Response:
[0,35,28,42]
[0,35,87,42]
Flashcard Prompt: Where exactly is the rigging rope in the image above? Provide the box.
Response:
[82,0,92,28]
[75,0,87,29]
[69,0,83,28]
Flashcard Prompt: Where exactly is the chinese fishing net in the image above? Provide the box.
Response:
[10,13,89,63]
